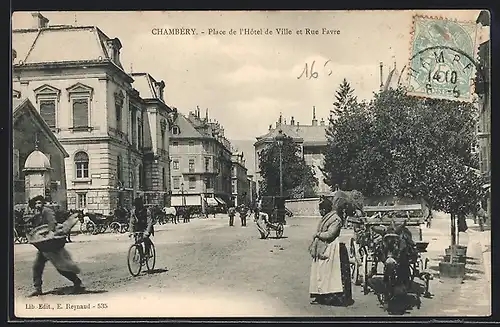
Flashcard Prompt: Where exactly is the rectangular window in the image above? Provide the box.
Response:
[116,104,122,130]
[173,177,180,189]
[72,98,89,127]
[173,160,179,170]
[76,162,89,178]
[77,193,87,208]
[161,130,166,150]
[205,157,210,171]
[232,182,236,194]
[189,159,195,173]
[39,100,56,128]
[189,177,196,189]
[205,177,212,189]
[131,110,137,147]
[138,118,143,147]
[189,141,195,152]
[232,166,237,177]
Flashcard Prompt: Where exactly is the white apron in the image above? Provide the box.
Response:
[309,239,343,295]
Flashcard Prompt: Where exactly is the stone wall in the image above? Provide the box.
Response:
[285,197,320,217]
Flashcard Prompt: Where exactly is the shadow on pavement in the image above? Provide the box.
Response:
[45,286,108,296]
[268,236,289,240]
[146,268,169,275]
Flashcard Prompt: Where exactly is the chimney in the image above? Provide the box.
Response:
[153,80,165,101]
[205,108,209,121]
[320,118,325,126]
[379,61,384,90]
[284,117,287,125]
[290,116,295,126]
[269,124,272,130]
[32,12,49,29]
[312,106,318,126]
[106,38,123,67]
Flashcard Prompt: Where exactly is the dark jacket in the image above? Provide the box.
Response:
[129,207,154,235]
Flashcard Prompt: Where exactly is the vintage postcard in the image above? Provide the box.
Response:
[11,10,491,319]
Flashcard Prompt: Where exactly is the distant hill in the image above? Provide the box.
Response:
[230,139,256,176]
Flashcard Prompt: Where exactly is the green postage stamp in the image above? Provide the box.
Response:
[406,16,479,102]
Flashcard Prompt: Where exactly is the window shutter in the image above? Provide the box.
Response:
[73,99,89,127]
[40,100,56,128]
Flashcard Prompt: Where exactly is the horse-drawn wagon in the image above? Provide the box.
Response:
[347,203,433,311]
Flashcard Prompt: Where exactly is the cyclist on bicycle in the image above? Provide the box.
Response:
[129,197,154,259]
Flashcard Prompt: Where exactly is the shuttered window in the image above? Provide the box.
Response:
[39,100,56,128]
[72,98,89,127]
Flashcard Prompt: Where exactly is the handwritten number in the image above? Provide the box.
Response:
[324,60,332,76]
[297,60,322,79]
[453,85,460,98]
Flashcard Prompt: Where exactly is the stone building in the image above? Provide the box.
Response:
[12,13,173,213]
[254,107,330,197]
[169,107,232,211]
[231,150,249,207]
[247,174,257,206]
[13,97,69,208]
[476,10,491,216]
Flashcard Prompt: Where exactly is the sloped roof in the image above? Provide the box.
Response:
[255,123,328,146]
[13,25,126,72]
[13,98,69,157]
[131,72,160,100]
[170,114,205,139]
[255,124,302,143]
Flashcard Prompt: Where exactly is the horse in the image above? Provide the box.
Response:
[162,206,177,224]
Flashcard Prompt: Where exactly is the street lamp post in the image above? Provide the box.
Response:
[275,129,285,197]
[181,182,186,207]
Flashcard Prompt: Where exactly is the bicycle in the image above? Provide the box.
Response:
[127,232,156,277]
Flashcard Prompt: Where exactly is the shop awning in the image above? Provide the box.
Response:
[215,197,226,205]
[206,197,218,207]
[170,195,202,207]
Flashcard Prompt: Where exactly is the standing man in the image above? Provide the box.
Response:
[239,204,249,227]
[228,206,236,227]
[129,197,154,259]
[28,195,84,297]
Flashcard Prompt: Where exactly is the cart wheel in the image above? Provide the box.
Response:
[110,222,120,233]
[362,250,369,295]
[349,238,361,285]
[340,243,353,305]
[276,223,284,238]
[86,221,96,235]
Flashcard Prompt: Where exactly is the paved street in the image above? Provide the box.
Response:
[14,213,490,318]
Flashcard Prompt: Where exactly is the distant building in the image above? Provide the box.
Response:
[13,97,69,208]
[12,12,173,213]
[231,150,249,207]
[254,107,330,197]
[247,174,257,206]
[169,107,232,211]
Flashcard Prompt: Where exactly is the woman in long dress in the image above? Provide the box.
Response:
[308,195,351,305]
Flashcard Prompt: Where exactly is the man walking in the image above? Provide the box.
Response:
[239,204,249,227]
[28,195,84,297]
[228,206,236,226]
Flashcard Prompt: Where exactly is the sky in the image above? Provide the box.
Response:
[12,10,483,142]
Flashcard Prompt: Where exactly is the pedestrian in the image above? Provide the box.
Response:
[129,197,154,259]
[254,208,270,239]
[228,206,236,226]
[239,204,248,227]
[182,206,191,223]
[477,204,487,232]
[27,195,84,297]
[308,195,351,306]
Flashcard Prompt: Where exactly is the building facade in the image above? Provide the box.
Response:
[254,107,330,197]
[476,11,491,217]
[169,108,233,211]
[12,13,173,213]
[231,151,249,207]
[13,97,69,208]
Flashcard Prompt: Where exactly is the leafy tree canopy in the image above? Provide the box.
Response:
[258,134,318,198]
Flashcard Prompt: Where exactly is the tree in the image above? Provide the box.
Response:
[323,87,484,245]
[258,135,318,198]
[331,78,358,118]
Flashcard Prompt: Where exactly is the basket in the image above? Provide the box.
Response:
[28,225,67,252]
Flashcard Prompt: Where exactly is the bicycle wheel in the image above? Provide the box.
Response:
[145,241,156,272]
[276,223,284,238]
[127,244,143,277]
